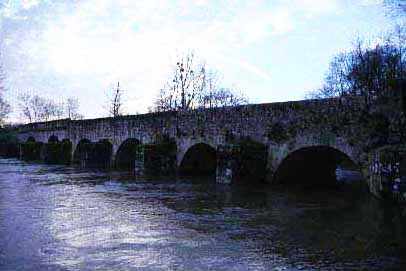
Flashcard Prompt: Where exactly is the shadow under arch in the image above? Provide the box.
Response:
[27,136,36,143]
[115,138,141,170]
[179,143,217,177]
[274,145,365,189]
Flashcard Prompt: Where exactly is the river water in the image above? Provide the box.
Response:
[0,158,405,271]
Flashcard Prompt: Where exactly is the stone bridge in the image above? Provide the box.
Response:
[11,97,406,198]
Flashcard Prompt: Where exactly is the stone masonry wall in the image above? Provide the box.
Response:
[15,97,385,177]
[367,145,406,202]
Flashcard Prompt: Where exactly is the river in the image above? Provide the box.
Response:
[0,159,405,271]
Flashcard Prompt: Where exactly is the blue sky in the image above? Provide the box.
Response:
[0,0,396,121]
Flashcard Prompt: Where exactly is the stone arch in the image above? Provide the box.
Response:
[115,138,141,170]
[179,143,217,176]
[177,139,217,167]
[48,135,59,143]
[273,145,364,187]
[268,137,358,176]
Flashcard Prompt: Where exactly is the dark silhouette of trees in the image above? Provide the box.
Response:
[305,52,355,99]
[153,52,248,112]
[306,29,405,114]
[305,24,406,143]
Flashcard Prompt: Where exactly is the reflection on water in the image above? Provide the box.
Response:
[0,159,405,271]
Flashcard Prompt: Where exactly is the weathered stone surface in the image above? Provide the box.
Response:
[366,145,406,201]
[133,140,177,177]
[6,96,405,197]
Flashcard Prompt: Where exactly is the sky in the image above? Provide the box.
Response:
[0,0,397,121]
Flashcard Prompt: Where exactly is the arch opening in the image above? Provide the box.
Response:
[179,143,217,177]
[274,146,364,190]
[115,138,141,170]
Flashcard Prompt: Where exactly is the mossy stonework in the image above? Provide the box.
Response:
[1,96,403,198]
[366,146,406,202]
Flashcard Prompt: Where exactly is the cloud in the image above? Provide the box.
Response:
[26,1,284,77]
[0,0,353,119]
[292,0,338,15]
[21,0,40,9]
[1,0,41,18]
[359,0,383,5]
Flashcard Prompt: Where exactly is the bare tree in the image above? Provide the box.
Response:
[154,52,206,112]
[153,52,248,112]
[0,52,11,125]
[199,70,221,109]
[201,87,248,109]
[18,93,33,123]
[42,99,64,121]
[108,82,125,117]
[18,93,64,123]
[65,97,83,120]
[0,96,10,125]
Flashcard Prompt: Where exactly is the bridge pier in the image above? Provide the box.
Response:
[42,140,72,165]
[366,145,406,202]
[134,141,177,176]
[216,145,237,184]
[134,145,145,176]
[215,141,268,184]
